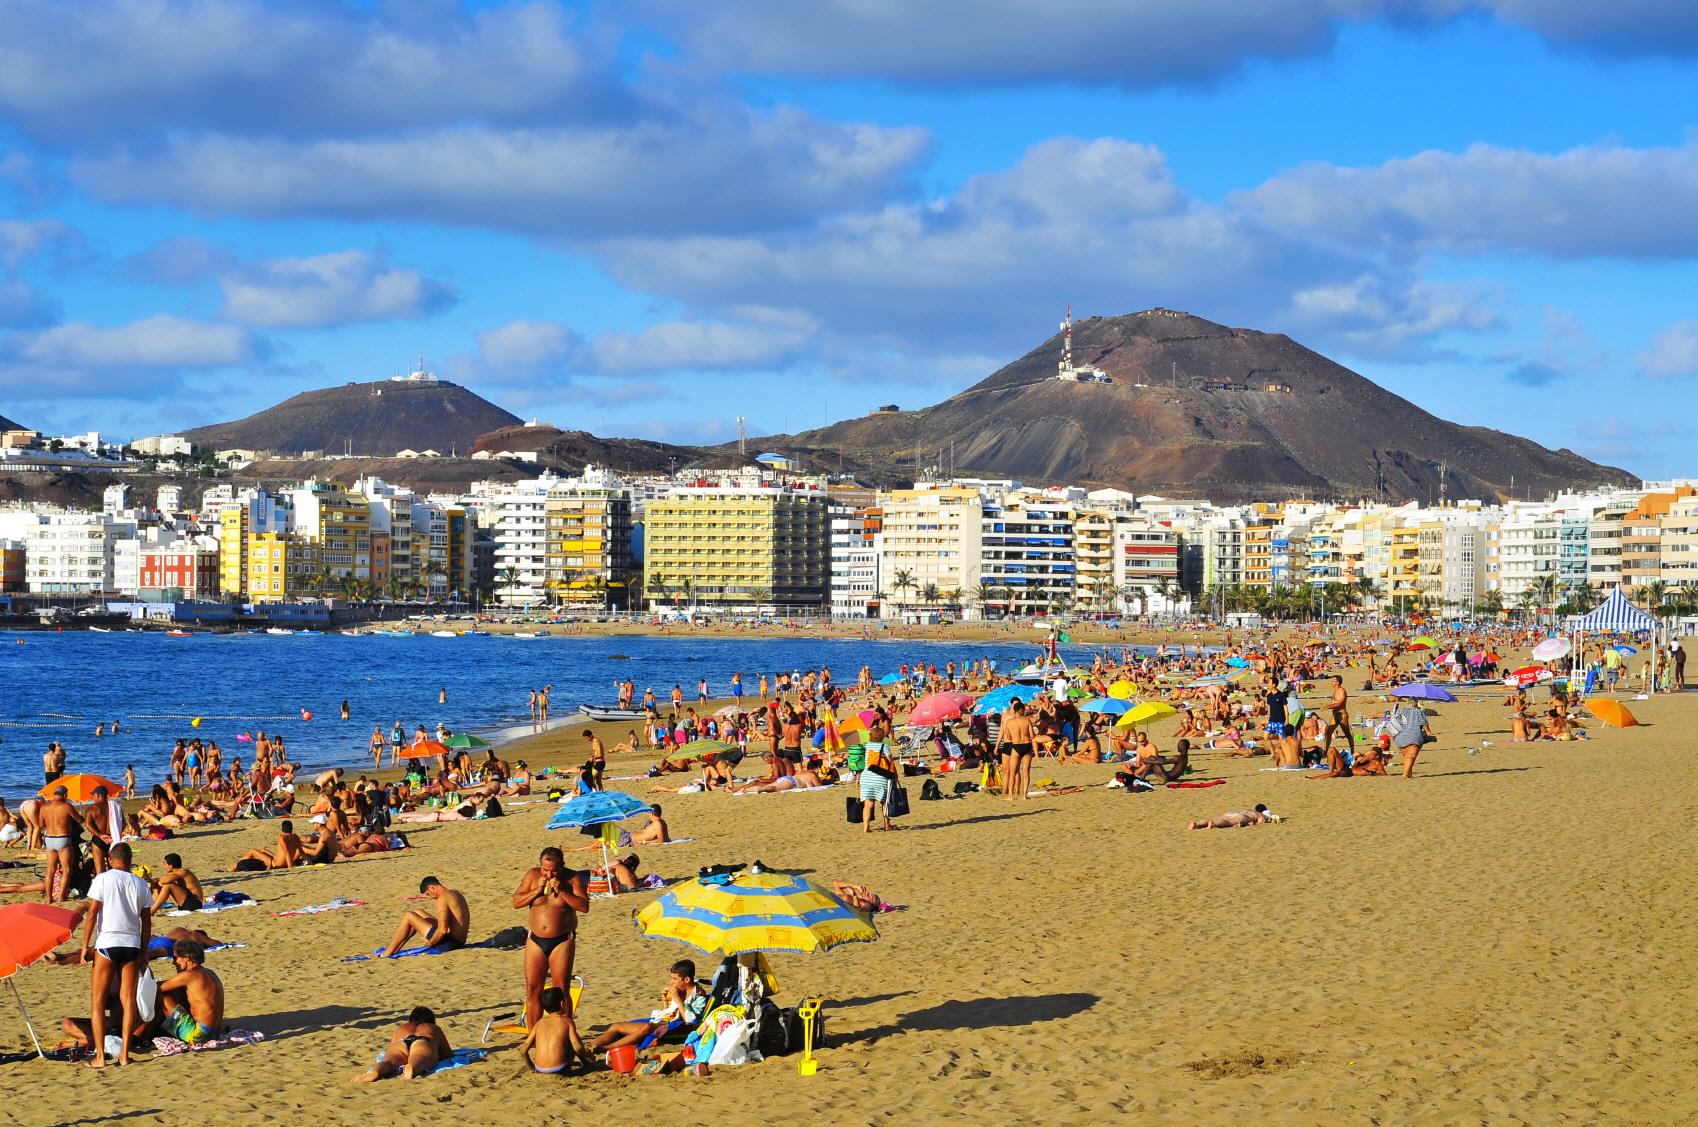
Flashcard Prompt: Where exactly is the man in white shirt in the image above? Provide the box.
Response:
[80,841,153,1068]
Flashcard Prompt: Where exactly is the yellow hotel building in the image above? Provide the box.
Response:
[643,485,828,609]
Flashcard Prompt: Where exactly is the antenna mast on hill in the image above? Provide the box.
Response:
[1061,304,1073,373]
[737,416,747,455]
[1439,462,1448,507]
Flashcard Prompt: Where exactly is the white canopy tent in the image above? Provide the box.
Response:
[1567,589,1661,692]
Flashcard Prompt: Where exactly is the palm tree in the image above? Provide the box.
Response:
[496,565,520,605]
[891,568,917,612]
[1120,584,1148,618]
[1570,584,1601,614]
[678,577,696,612]
[1152,578,1177,618]
[942,586,961,613]
[967,580,994,620]
[1351,576,1381,611]
[920,581,940,607]
[646,570,669,608]
[311,565,336,598]
[1478,588,1504,618]
[1636,579,1668,610]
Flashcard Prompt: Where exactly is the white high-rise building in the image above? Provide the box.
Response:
[487,475,557,606]
[26,511,136,594]
[829,507,882,619]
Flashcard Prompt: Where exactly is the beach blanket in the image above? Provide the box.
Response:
[274,896,366,917]
[1167,779,1226,789]
[732,785,832,796]
[153,1029,265,1055]
[167,891,256,916]
[431,1048,487,1074]
[344,937,500,962]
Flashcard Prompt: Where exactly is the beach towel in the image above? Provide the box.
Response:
[167,891,256,916]
[732,785,832,796]
[153,1029,264,1055]
[1167,779,1226,789]
[430,1048,487,1074]
[344,937,499,962]
[274,896,367,917]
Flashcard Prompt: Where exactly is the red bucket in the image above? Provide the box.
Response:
[607,1044,637,1073]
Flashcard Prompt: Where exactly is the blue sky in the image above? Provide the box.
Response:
[2,1,1697,476]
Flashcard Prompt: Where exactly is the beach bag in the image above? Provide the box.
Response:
[919,779,943,801]
[487,925,527,950]
[844,794,862,823]
[755,1001,789,1058]
[885,782,910,819]
[780,1004,825,1054]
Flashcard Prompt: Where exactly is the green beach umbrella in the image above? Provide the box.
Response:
[444,732,492,749]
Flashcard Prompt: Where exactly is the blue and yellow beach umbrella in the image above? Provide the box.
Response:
[632,872,878,955]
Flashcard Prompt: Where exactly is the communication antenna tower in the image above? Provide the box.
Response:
[737,416,747,455]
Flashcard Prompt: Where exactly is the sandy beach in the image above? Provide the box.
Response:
[4,646,1696,1127]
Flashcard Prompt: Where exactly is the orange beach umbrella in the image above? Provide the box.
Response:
[0,902,81,1057]
[1585,699,1638,729]
[38,773,123,803]
[401,739,449,760]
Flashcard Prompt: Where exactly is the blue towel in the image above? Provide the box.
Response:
[431,1048,487,1074]
[344,938,492,963]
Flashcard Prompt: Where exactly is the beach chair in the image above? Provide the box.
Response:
[481,975,585,1041]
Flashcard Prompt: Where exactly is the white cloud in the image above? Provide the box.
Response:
[0,218,78,271]
[1241,139,1698,260]
[584,310,817,374]
[1637,321,1698,379]
[476,320,577,368]
[219,249,456,328]
[73,110,929,238]
[0,314,259,397]
[639,0,1698,88]
[0,0,617,141]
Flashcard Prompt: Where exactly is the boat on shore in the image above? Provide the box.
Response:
[576,703,649,722]
[430,630,459,638]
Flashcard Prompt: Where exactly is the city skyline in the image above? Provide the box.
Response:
[3,2,1698,474]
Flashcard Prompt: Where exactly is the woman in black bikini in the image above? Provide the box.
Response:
[350,1007,451,1082]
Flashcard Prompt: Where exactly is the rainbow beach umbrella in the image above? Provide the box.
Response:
[632,870,878,955]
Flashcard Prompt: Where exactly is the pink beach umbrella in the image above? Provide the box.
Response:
[908,693,968,726]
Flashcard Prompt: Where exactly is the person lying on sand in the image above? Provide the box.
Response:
[734,765,822,793]
[832,881,887,913]
[351,1006,451,1082]
[384,877,469,957]
[1310,744,1387,778]
[233,821,304,870]
[520,985,592,1074]
[1189,805,1280,830]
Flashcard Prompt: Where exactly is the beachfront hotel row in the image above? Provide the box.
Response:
[2,466,1697,620]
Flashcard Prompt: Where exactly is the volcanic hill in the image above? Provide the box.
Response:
[0,411,24,432]
[758,309,1633,501]
[182,377,521,458]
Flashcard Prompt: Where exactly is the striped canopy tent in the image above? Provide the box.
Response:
[1566,589,1660,690]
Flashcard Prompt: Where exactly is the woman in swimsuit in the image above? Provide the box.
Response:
[351,1007,451,1082]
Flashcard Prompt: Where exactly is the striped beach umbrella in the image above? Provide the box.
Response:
[632,871,878,955]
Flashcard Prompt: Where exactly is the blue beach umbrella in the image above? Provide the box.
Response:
[1224,656,1251,668]
[1614,645,1637,655]
[877,673,906,685]
[547,790,653,830]
[973,684,1027,714]
[1078,697,1133,716]
[1389,683,1457,703]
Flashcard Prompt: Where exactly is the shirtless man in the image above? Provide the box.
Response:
[233,820,304,870]
[582,730,606,788]
[512,847,589,1029]
[150,853,205,912]
[998,701,1036,801]
[38,786,81,903]
[156,940,224,1047]
[43,741,65,786]
[626,806,670,845]
[351,1006,451,1082]
[1320,675,1355,758]
[519,985,590,1075]
[385,877,470,957]
[84,785,117,874]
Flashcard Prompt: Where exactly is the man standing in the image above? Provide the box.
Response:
[998,700,1036,801]
[81,841,153,1067]
[512,847,589,1028]
[582,730,607,788]
[385,876,470,957]
[43,741,66,786]
[39,785,81,903]
[85,785,118,875]
[1671,639,1686,691]
[1320,675,1355,759]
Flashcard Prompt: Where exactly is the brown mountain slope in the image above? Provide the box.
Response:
[182,378,520,457]
[472,423,756,476]
[0,411,24,432]
[759,309,1634,501]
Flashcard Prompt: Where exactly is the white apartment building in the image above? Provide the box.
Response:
[26,511,136,594]
[487,475,556,606]
[878,486,984,618]
[829,509,882,619]
[979,497,1076,615]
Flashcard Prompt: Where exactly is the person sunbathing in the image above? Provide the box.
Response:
[149,854,205,912]
[233,821,304,870]
[1189,804,1278,829]
[384,877,469,957]
[626,807,670,845]
[590,960,707,1053]
[832,881,886,912]
[734,765,822,793]
[351,1006,451,1081]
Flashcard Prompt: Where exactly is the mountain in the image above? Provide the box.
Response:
[181,376,521,457]
[472,422,755,476]
[0,411,23,432]
[754,309,1634,501]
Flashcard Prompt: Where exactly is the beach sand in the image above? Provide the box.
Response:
[5,669,1696,1125]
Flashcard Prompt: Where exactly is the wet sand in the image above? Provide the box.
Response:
[4,653,1696,1125]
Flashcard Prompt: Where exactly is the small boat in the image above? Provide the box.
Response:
[265,628,295,636]
[374,629,415,638]
[430,630,458,638]
[512,630,549,639]
[88,626,111,633]
[576,703,649,722]
[1012,659,1071,685]
[166,630,193,637]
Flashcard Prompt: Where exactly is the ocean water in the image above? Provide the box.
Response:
[0,630,1105,795]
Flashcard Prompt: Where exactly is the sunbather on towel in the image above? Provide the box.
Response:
[351,1007,451,1081]
[590,960,707,1053]
[734,765,821,793]
[384,877,470,958]
[232,821,303,871]
[1189,805,1279,830]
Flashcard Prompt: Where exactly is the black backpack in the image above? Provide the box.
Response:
[919,778,943,801]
